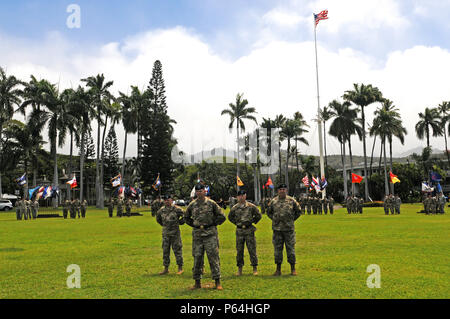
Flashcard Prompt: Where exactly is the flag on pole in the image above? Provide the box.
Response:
[42,186,53,200]
[66,175,78,189]
[190,185,196,198]
[314,10,328,26]
[421,182,433,192]
[265,177,274,189]
[152,174,162,190]
[237,176,244,187]
[389,171,400,184]
[205,185,210,196]
[436,182,443,193]
[16,173,27,186]
[351,173,363,184]
[111,174,121,187]
[302,175,310,187]
[311,177,321,193]
[28,186,40,200]
[320,177,328,190]
[35,186,45,200]
[430,171,442,182]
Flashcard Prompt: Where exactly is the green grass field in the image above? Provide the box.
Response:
[0,204,449,299]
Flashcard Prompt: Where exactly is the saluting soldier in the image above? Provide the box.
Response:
[228,189,262,276]
[108,198,114,218]
[328,197,334,214]
[266,183,302,276]
[185,184,226,290]
[125,198,132,217]
[81,200,87,218]
[156,194,185,276]
[63,200,69,219]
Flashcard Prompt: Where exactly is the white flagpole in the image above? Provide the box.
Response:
[314,16,326,199]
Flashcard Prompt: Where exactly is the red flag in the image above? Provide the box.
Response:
[302,175,309,187]
[351,173,363,184]
[265,177,274,189]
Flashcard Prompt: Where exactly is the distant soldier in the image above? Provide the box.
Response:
[63,200,69,219]
[430,196,437,215]
[156,194,185,276]
[388,195,395,215]
[70,200,76,219]
[74,199,81,218]
[31,200,39,219]
[306,196,312,215]
[317,198,323,215]
[20,199,27,220]
[438,194,446,214]
[299,196,306,215]
[394,195,401,214]
[26,200,32,220]
[346,196,352,214]
[117,198,124,217]
[125,198,132,217]
[15,200,21,220]
[185,184,226,290]
[108,199,114,218]
[228,189,262,276]
[267,184,301,276]
[328,197,334,215]
[312,197,318,215]
[81,200,87,218]
[322,197,328,215]
[383,195,390,215]
[358,197,363,214]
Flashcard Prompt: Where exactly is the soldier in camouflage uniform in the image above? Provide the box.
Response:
[15,200,21,220]
[437,193,446,214]
[74,199,81,218]
[31,199,39,219]
[317,197,323,215]
[19,199,27,220]
[383,195,389,215]
[266,183,302,276]
[185,184,226,290]
[346,196,352,214]
[299,196,306,215]
[328,197,334,214]
[322,197,328,215]
[117,198,124,217]
[62,200,68,219]
[394,195,401,214]
[108,198,114,218]
[228,189,262,276]
[81,200,87,218]
[125,198,131,217]
[26,200,32,220]
[430,196,437,215]
[70,200,76,219]
[357,197,363,214]
[388,194,396,215]
[156,194,185,275]
[311,196,318,215]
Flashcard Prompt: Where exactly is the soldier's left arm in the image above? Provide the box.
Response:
[176,206,185,225]
[212,201,226,225]
[252,204,262,224]
[292,198,301,220]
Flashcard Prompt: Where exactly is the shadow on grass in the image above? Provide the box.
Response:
[0,247,25,252]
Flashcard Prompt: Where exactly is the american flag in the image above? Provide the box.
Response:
[302,175,309,187]
[314,10,328,26]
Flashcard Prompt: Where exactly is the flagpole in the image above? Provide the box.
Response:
[314,18,326,199]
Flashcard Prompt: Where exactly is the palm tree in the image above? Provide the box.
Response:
[221,93,257,191]
[81,74,114,209]
[437,101,450,167]
[343,83,384,200]
[415,107,442,149]
[0,67,23,197]
[261,117,276,196]
[320,106,334,174]
[273,114,286,182]
[293,112,310,172]
[328,100,358,197]
[118,92,138,183]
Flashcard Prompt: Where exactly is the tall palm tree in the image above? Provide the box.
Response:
[0,67,23,197]
[261,117,276,196]
[437,101,450,167]
[81,74,114,209]
[320,106,334,174]
[221,93,257,191]
[273,114,286,182]
[328,100,358,197]
[343,83,384,200]
[293,112,310,172]
[415,107,442,149]
[118,92,138,183]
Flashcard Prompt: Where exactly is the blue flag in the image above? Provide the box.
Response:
[436,182,442,193]
[28,186,41,200]
[430,171,442,182]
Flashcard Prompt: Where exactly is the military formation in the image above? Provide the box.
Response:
[422,193,446,215]
[106,198,136,217]
[345,195,364,214]
[15,199,39,220]
[382,194,402,215]
[61,199,88,219]
[296,195,334,215]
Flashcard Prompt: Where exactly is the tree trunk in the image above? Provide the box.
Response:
[361,106,369,201]
[95,110,102,208]
[444,123,450,167]
[68,132,73,201]
[236,122,240,192]
[383,137,389,196]
[378,141,383,171]
[342,141,348,198]
[52,133,58,209]
[285,137,290,187]
[0,126,2,198]
[278,140,282,182]
[100,116,109,199]
[369,135,376,177]
[426,125,430,149]
[121,131,128,185]
[348,137,354,196]
[389,137,394,195]
[80,131,85,202]
[324,121,328,176]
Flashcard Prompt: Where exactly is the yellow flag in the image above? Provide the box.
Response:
[390,171,400,184]
[237,176,244,186]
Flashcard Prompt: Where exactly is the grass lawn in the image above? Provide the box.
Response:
[0,203,449,299]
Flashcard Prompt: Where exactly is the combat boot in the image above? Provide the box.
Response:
[253,266,258,276]
[273,264,281,276]
[236,266,243,276]
[290,263,297,276]
[159,266,169,275]
[215,279,223,290]
[176,266,184,275]
[190,280,201,290]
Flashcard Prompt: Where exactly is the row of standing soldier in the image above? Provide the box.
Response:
[383,194,402,215]
[15,199,39,220]
[107,198,134,217]
[345,196,364,214]
[62,199,88,219]
[422,193,446,215]
[261,195,334,215]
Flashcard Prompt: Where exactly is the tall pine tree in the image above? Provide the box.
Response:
[104,126,120,184]
[141,60,177,194]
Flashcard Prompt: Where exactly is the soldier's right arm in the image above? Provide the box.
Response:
[228,205,237,225]
[184,202,194,227]
[266,200,274,219]
[156,209,163,226]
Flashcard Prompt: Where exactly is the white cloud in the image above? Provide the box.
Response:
[2,26,450,162]
[262,8,306,28]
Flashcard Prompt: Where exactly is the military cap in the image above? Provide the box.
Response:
[277,183,288,189]
[163,194,173,200]
[195,183,205,190]
[237,189,247,196]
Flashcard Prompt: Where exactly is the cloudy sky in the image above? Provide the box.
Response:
[1,0,450,159]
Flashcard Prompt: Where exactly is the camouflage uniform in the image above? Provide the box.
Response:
[156,204,185,268]
[75,199,81,218]
[328,197,334,214]
[388,195,395,215]
[438,195,446,214]
[185,197,226,281]
[108,200,114,218]
[63,200,69,219]
[117,198,124,217]
[81,200,87,218]
[70,200,76,219]
[312,197,318,215]
[20,200,27,220]
[394,196,401,214]
[346,197,352,214]
[26,200,32,220]
[430,197,437,214]
[299,197,306,215]
[317,198,323,215]
[266,195,301,265]
[305,197,311,215]
[31,200,39,219]
[383,196,389,215]
[125,199,132,217]
[358,198,363,214]
[228,201,262,268]
[322,197,328,215]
